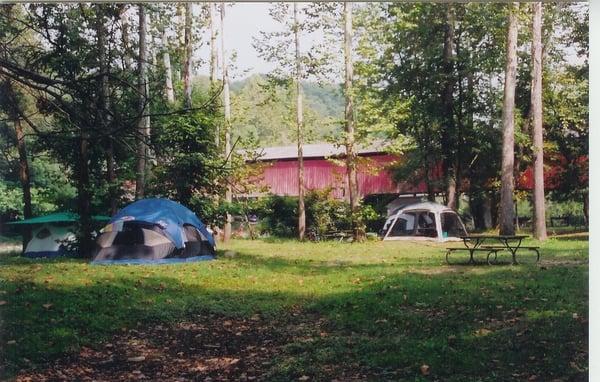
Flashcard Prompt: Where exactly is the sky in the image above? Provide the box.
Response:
[195,3,328,80]
[196,3,275,77]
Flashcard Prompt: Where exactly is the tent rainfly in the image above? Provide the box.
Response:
[381,201,467,242]
[7,212,110,258]
[92,198,216,265]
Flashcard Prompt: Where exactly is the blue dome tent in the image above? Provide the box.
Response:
[92,198,216,264]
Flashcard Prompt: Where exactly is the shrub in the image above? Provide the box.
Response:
[239,190,384,239]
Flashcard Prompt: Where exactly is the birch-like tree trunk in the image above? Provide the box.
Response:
[183,3,193,108]
[531,2,547,240]
[221,4,233,242]
[294,3,306,241]
[96,6,117,214]
[499,2,519,235]
[210,3,219,86]
[210,2,219,147]
[344,2,361,240]
[135,4,149,199]
[442,4,458,210]
[162,27,175,104]
[120,6,133,70]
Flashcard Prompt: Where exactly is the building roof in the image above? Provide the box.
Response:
[243,140,389,161]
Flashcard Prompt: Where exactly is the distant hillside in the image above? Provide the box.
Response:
[228,74,344,147]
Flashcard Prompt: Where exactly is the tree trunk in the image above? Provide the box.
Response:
[135,4,149,199]
[531,2,547,240]
[183,3,193,109]
[483,195,493,229]
[210,2,220,147]
[221,4,233,242]
[97,6,117,214]
[344,2,362,241]
[499,2,519,236]
[210,3,219,86]
[77,133,93,257]
[442,4,458,210]
[294,3,306,241]
[162,27,175,104]
[120,6,133,70]
[583,192,589,226]
[14,118,32,250]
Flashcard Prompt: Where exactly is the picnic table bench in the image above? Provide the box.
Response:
[322,230,353,242]
[446,235,540,265]
[306,229,353,242]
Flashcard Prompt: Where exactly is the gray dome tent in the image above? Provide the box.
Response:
[381,201,467,242]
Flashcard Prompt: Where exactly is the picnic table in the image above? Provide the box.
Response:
[445,235,540,265]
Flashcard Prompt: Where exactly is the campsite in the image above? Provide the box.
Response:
[0,2,589,381]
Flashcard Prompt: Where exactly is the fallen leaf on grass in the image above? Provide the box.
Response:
[474,328,492,337]
[420,364,430,375]
[0,300,7,306]
[298,376,310,381]
[42,303,53,309]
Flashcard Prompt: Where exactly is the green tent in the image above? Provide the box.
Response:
[7,212,110,258]
[7,212,110,225]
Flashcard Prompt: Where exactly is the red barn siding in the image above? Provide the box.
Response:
[258,154,431,199]
[250,150,586,199]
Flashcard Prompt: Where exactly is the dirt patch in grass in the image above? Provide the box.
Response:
[15,312,321,382]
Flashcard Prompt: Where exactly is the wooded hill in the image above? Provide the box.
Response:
[195,74,344,147]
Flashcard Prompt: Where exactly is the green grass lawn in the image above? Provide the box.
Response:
[0,235,588,381]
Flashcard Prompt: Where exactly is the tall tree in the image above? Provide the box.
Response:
[531,2,547,240]
[183,3,193,108]
[221,3,233,241]
[0,80,32,249]
[209,2,220,147]
[136,4,149,199]
[162,26,175,104]
[499,3,519,235]
[210,3,219,86]
[343,2,362,240]
[294,3,306,240]
[95,5,117,214]
[120,6,133,70]
[442,4,458,209]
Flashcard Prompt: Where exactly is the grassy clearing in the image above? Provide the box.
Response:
[0,235,588,380]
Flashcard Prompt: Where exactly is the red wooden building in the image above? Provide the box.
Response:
[241,142,586,200]
[242,142,432,199]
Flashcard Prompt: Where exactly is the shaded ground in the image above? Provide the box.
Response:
[15,312,324,382]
